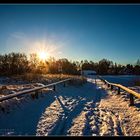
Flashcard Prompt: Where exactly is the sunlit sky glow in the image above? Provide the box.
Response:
[0,4,140,64]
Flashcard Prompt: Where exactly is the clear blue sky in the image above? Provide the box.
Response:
[0,4,140,65]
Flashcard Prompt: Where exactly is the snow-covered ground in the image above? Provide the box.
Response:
[36,79,103,136]
[0,77,140,136]
[102,75,140,87]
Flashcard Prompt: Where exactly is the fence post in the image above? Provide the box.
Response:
[117,87,120,94]
[110,85,113,90]
[31,93,35,99]
[129,94,134,106]
[108,84,110,88]
[35,91,38,99]
[63,82,66,87]
[53,85,56,91]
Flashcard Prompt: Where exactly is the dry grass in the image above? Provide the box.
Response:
[1,74,87,89]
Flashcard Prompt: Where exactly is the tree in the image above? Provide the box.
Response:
[0,53,29,75]
[134,65,140,75]
[136,59,140,66]
[98,59,112,74]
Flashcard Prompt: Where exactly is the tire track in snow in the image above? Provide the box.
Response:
[68,102,98,136]
[102,109,123,136]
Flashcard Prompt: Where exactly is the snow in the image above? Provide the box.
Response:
[0,76,140,136]
[102,75,140,87]
[0,88,54,135]
[36,79,105,136]
[98,94,140,136]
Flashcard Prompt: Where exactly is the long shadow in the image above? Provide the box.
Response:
[0,90,56,136]
[54,95,69,115]
[48,81,108,136]
[1,80,108,136]
[49,98,87,136]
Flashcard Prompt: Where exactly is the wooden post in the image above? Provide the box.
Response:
[1,106,5,112]
[63,82,66,87]
[108,84,110,88]
[31,93,35,99]
[53,85,56,91]
[111,85,113,90]
[129,94,134,106]
[117,87,120,94]
[35,91,38,99]
[40,89,43,97]
[68,79,72,85]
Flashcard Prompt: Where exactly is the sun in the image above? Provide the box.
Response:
[38,51,47,61]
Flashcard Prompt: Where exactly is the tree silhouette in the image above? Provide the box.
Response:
[0,52,140,76]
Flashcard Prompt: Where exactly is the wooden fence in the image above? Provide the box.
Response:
[0,78,72,102]
[97,75,140,106]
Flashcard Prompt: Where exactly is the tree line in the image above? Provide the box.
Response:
[0,52,140,76]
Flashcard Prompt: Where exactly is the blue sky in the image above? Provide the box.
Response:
[0,4,140,64]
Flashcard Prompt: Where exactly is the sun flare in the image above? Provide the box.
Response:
[38,51,47,61]
[29,38,63,61]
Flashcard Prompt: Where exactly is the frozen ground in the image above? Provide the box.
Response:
[0,77,140,136]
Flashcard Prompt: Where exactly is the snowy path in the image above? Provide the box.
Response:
[0,78,140,136]
[36,79,140,136]
[0,79,104,136]
[36,79,104,136]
